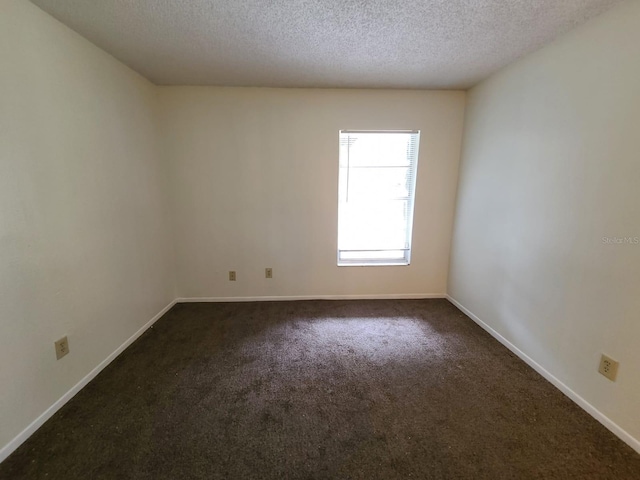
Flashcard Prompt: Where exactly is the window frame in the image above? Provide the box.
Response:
[336,129,421,267]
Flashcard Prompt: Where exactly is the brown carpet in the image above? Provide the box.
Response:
[1,299,639,479]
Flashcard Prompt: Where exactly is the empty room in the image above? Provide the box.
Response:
[1,0,639,478]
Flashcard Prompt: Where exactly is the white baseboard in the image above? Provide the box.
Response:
[0,294,440,463]
[176,293,446,303]
[446,295,640,455]
[8,294,634,464]
[0,299,177,464]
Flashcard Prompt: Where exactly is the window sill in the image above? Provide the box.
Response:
[337,261,410,267]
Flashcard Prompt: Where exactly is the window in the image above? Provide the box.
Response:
[337,130,421,266]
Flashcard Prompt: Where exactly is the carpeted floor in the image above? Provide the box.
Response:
[1,299,639,479]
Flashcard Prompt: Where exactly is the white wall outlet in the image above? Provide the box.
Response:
[598,354,619,381]
[55,336,69,360]
[265,268,273,279]
[229,271,236,281]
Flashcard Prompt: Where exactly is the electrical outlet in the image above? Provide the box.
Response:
[265,268,273,279]
[55,336,69,360]
[598,354,619,381]
[229,271,236,281]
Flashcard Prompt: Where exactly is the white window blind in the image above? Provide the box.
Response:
[337,130,420,266]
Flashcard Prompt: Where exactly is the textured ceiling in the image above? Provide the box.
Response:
[30,0,621,89]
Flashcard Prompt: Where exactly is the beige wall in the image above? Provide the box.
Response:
[158,87,466,299]
[449,0,640,445]
[0,0,174,451]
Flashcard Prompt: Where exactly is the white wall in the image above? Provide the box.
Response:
[159,88,466,299]
[0,0,174,452]
[449,0,640,447]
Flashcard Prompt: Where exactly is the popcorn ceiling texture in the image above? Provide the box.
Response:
[30,0,621,89]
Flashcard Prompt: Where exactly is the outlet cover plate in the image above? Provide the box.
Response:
[598,354,619,381]
[55,336,69,360]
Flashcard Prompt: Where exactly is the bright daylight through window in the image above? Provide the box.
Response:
[337,130,420,266]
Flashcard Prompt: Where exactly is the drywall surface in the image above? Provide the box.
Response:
[159,88,466,298]
[449,0,640,443]
[0,0,174,450]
